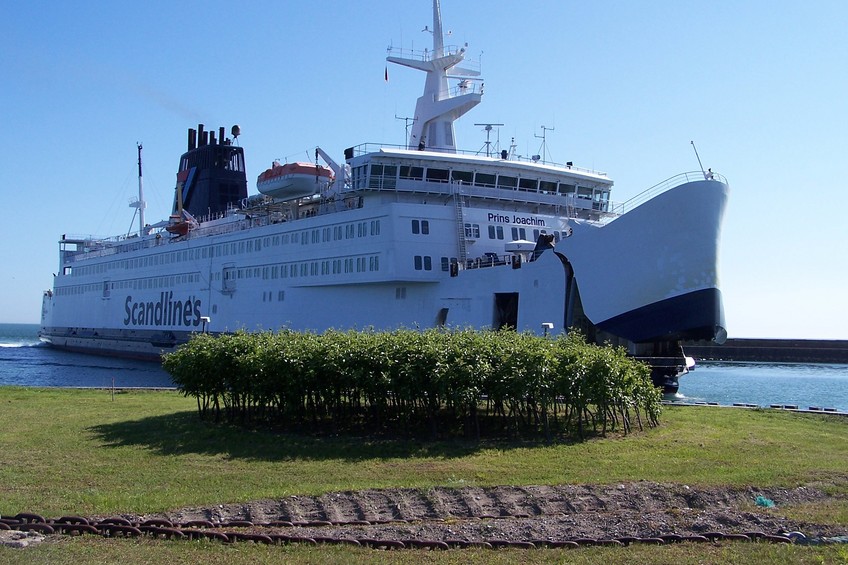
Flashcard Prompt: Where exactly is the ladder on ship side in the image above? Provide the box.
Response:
[452,182,468,264]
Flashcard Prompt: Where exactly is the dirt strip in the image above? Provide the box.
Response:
[117,482,846,543]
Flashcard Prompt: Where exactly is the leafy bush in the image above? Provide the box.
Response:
[163,329,662,440]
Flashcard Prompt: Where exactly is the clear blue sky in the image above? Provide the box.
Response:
[2,1,846,339]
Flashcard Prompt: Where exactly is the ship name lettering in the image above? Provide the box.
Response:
[123,292,202,328]
[486,213,545,227]
[512,215,545,226]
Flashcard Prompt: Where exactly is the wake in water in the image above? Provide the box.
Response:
[0,341,44,348]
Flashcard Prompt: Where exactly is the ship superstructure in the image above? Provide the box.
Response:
[40,0,728,391]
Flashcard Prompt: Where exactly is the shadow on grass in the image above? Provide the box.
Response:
[87,411,570,462]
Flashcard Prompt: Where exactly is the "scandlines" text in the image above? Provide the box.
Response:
[123,292,202,327]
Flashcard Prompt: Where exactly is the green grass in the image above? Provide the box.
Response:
[1,387,846,517]
[1,387,847,564]
[2,537,847,565]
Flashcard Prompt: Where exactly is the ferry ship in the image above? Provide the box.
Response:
[39,1,728,392]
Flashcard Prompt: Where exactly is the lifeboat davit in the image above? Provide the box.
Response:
[257,161,334,201]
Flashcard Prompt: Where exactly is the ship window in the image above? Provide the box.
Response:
[369,256,379,271]
[474,172,496,187]
[577,186,593,200]
[371,220,380,235]
[511,227,527,240]
[369,164,383,188]
[451,170,473,184]
[425,168,449,182]
[424,256,432,270]
[395,287,407,299]
[464,223,480,238]
[441,257,449,271]
[399,166,423,180]
[411,219,429,234]
[414,256,422,270]
[559,183,576,195]
[381,165,397,189]
[518,178,538,192]
[497,175,517,189]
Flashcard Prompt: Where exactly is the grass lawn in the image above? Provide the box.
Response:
[1,386,846,563]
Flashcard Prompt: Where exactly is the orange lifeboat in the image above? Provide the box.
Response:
[256,161,334,201]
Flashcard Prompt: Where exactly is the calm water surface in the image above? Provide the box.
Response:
[2,323,846,411]
[678,361,848,412]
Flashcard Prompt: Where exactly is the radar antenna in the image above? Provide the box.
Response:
[535,125,554,164]
[395,115,418,145]
[474,123,503,157]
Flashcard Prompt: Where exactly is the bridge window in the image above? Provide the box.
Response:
[518,178,538,192]
[539,180,557,193]
[399,166,423,180]
[425,168,449,182]
[497,175,517,189]
[451,170,473,184]
[474,172,496,187]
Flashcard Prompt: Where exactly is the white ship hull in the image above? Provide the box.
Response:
[40,177,727,355]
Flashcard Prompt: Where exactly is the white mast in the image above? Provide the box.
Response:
[386,0,482,153]
[130,143,147,236]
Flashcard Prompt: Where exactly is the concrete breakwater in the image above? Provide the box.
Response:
[684,338,848,364]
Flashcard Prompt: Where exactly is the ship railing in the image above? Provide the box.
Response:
[345,142,606,175]
[386,45,481,73]
[608,170,728,216]
[464,253,517,270]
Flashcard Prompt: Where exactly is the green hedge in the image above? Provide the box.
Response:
[162,329,662,440]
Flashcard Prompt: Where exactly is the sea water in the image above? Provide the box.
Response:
[0,323,173,388]
[1,323,847,411]
[677,361,848,412]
